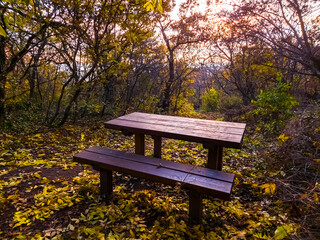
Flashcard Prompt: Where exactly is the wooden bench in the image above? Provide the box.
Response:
[73,146,235,222]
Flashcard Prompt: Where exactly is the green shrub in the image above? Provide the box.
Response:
[172,95,199,118]
[200,88,219,112]
[219,94,243,110]
[252,80,299,133]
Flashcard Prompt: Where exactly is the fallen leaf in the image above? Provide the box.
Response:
[314,193,319,202]
[260,183,276,195]
[274,225,293,239]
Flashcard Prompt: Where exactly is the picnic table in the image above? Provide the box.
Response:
[74,112,246,221]
[104,112,246,170]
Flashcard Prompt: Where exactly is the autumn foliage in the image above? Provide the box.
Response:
[0,0,320,239]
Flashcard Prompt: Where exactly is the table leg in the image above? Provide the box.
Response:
[135,133,145,155]
[188,190,203,223]
[153,136,162,158]
[100,169,113,196]
[205,145,223,170]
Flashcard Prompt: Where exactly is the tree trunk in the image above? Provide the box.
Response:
[100,79,114,117]
[0,34,6,121]
[48,75,74,126]
[29,37,47,101]
[58,87,82,126]
[29,69,36,99]
[0,76,6,120]
[161,50,174,113]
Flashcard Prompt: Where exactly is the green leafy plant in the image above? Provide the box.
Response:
[252,79,299,133]
[218,94,243,110]
[200,88,219,112]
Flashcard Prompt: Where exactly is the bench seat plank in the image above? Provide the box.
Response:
[74,146,234,200]
[87,146,234,182]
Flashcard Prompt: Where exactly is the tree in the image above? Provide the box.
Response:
[0,0,52,120]
[43,0,157,126]
[0,0,164,125]
[225,0,320,79]
[156,1,209,113]
[213,37,278,104]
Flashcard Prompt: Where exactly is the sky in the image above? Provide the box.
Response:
[170,0,210,20]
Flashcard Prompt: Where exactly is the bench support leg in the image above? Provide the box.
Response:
[100,169,113,202]
[153,136,162,158]
[135,133,145,155]
[206,145,223,170]
[188,191,203,223]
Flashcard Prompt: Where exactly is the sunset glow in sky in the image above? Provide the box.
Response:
[170,0,209,20]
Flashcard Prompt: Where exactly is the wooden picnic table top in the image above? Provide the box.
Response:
[104,112,246,149]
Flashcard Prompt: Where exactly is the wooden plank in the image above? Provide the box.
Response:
[86,146,234,183]
[105,119,244,148]
[120,112,246,129]
[77,148,233,191]
[183,174,232,199]
[106,117,245,137]
[116,115,246,135]
[73,148,234,199]
[118,113,245,138]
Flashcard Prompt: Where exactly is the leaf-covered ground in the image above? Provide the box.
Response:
[0,107,319,239]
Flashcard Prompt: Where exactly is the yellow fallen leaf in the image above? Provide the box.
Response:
[277,133,290,147]
[313,159,320,162]
[275,224,293,239]
[81,133,85,141]
[300,193,308,199]
[314,192,319,202]
[260,183,276,195]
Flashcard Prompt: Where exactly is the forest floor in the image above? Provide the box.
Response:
[0,105,320,239]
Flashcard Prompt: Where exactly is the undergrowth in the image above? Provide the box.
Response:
[0,105,319,239]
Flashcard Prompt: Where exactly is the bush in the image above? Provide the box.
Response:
[200,88,219,112]
[200,88,243,113]
[219,94,243,110]
[172,95,200,118]
[252,80,299,133]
